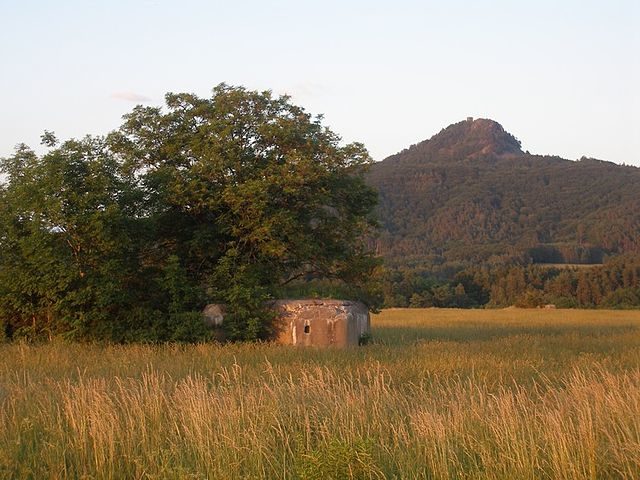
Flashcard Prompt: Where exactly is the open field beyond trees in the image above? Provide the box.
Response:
[1,309,640,479]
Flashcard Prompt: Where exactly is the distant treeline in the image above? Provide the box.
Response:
[382,255,640,309]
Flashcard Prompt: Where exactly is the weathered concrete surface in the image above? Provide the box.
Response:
[202,299,370,347]
[203,303,225,327]
[270,299,370,347]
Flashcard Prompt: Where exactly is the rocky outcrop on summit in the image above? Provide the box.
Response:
[385,118,523,165]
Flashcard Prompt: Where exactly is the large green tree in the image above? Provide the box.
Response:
[0,84,379,341]
[0,137,150,340]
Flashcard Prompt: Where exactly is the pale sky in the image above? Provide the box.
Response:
[1,0,639,165]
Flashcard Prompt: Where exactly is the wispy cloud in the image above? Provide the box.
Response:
[281,82,329,100]
[111,91,152,103]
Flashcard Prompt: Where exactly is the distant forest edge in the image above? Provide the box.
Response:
[367,118,640,308]
[381,255,640,309]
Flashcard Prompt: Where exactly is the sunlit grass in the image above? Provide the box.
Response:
[1,308,640,479]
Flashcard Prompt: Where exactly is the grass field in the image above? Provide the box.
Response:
[1,308,640,479]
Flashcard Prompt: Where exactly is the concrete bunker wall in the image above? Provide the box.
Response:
[203,299,370,347]
[271,299,370,347]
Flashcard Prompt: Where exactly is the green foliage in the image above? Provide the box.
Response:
[601,287,640,309]
[515,289,545,308]
[0,84,379,342]
[296,439,383,480]
[358,331,372,346]
[211,260,275,341]
[0,138,144,340]
[382,255,640,309]
[469,255,640,309]
[111,84,379,339]
[381,267,486,308]
[274,264,384,313]
[160,255,204,315]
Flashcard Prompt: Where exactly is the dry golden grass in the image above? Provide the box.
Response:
[1,308,640,479]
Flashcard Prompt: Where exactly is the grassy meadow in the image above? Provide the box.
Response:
[1,308,640,479]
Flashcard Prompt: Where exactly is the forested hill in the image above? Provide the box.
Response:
[367,118,640,273]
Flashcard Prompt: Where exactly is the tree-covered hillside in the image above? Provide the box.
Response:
[368,118,640,272]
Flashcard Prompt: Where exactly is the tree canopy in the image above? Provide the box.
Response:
[0,84,379,342]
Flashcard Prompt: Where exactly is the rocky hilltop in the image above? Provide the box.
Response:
[367,119,640,272]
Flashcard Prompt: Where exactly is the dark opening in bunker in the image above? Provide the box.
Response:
[304,324,310,334]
